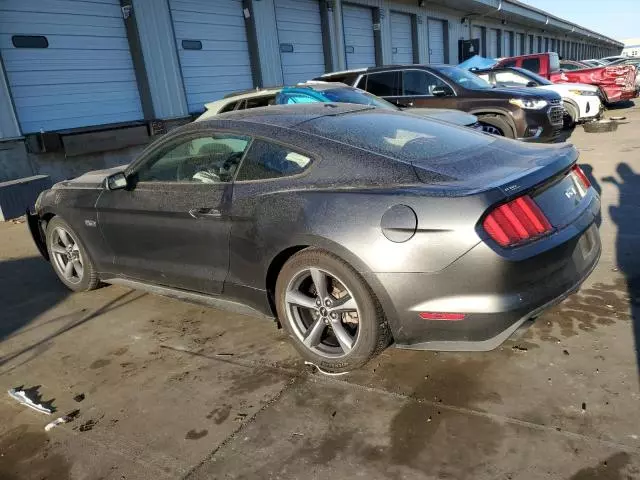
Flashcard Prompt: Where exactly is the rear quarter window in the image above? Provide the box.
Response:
[235,140,312,181]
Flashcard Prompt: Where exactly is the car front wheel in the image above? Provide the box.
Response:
[46,217,99,292]
[275,248,391,373]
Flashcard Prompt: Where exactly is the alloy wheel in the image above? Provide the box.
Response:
[285,268,360,358]
[481,124,503,135]
[50,227,84,285]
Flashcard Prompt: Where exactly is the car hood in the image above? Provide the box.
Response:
[483,86,561,100]
[54,165,128,189]
[407,108,477,126]
[538,83,598,93]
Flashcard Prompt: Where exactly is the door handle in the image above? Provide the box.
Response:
[189,208,221,219]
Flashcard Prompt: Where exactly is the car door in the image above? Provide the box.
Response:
[96,131,251,294]
[394,70,459,109]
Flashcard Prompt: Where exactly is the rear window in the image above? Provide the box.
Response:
[303,110,494,163]
[549,53,560,72]
[522,57,541,73]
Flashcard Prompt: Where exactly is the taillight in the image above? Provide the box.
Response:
[572,165,591,189]
[483,195,553,247]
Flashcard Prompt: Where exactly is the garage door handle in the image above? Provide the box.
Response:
[189,208,221,219]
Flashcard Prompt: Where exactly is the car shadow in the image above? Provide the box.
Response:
[580,163,602,227]
[0,256,144,373]
[557,125,576,143]
[606,100,636,111]
[603,163,640,379]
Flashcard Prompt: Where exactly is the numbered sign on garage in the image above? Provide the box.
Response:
[170,0,254,113]
[0,0,143,133]
[274,0,326,85]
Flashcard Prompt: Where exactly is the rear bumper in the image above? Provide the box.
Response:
[369,195,601,351]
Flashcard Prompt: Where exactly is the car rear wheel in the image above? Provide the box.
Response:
[478,114,514,138]
[275,248,391,373]
[46,217,99,292]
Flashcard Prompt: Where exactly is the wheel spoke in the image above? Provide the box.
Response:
[310,268,329,300]
[57,229,71,247]
[63,260,74,279]
[72,260,83,278]
[303,317,326,348]
[331,295,357,313]
[51,245,67,255]
[331,320,354,353]
[286,290,317,310]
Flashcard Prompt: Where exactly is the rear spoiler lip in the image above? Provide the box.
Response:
[27,209,49,261]
[497,147,578,200]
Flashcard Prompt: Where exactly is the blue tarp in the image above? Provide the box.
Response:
[458,55,498,71]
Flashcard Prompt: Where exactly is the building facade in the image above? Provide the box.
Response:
[622,38,640,58]
[0,0,624,183]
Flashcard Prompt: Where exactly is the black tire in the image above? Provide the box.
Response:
[478,114,514,138]
[563,103,578,129]
[275,248,391,373]
[45,216,100,292]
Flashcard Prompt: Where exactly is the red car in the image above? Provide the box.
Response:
[496,52,637,104]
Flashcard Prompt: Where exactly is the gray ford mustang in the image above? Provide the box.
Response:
[28,104,601,372]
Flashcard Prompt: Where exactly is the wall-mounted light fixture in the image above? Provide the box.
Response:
[419,0,425,7]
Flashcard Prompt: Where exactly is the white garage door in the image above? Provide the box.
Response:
[488,28,499,58]
[0,0,142,133]
[342,4,376,69]
[390,11,413,64]
[275,0,325,85]
[170,0,253,113]
[427,18,445,64]
[472,26,484,56]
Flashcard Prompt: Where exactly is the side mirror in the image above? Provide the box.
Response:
[107,172,128,190]
[526,81,537,87]
[432,85,454,97]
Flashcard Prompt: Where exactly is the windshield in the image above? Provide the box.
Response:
[518,69,553,86]
[433,66,492,90]
[320,88,397,110]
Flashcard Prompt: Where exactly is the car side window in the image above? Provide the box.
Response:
[476,73,493,84]
[501,60,517,68]
[245,95,276,109]
[235,140,312,181]
[521,58,541,73]
[364,72,400,96]
[136,134,251,184]
[494,70,529,86]
[561,62,579,71]
[282,94,318,104]
[403,70,447,96]
[218,101,239,114]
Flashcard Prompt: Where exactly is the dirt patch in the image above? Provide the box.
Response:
[206,404,232,424]
[224,368,286,396]
[529,278,631,343]
[568,452,639,480]
[89,358,111,369]
[185,429,208,440]
[0,425,71,480]
[110,346,129,356]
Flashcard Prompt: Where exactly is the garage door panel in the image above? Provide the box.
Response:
[390,12,413,64]
[1,0,119,17]
[488,29,499,58]
[0,0,142,133]
[20,111,143,135]
[170,0,253,112]
[275,0,325,86]
[427,18,445,64]
[343,4,376,69]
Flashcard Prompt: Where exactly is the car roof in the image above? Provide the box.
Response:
[209,103,375,129]
[321,64,448,77]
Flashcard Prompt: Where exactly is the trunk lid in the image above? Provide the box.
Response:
[411,138,578,197]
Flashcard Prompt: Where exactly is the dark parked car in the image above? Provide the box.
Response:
[316,65,565,142]
[28,104,601,372]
